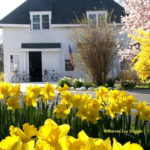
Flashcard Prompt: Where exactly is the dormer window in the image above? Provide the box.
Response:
[33,15,40,30]
[86,11,107,26]
[30,11,51,30]
[42,15,50,29]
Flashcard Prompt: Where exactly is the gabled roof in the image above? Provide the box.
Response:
[0,0,125,24]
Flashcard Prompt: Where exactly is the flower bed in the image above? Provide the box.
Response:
[0,82,149,149]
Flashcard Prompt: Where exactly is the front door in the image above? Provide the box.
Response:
[29,52,42,82]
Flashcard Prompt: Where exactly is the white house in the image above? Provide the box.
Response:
[0,0,125,82]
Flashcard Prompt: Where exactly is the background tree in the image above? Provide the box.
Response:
[71,21,118,85]
[119,0,150,65]
[130,30,150,81]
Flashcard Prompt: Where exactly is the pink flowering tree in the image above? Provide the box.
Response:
[119,0,150,67]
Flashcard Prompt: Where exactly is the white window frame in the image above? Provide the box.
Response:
[86,11,107,26]
[9,53,21,73]
[30,11,52,30]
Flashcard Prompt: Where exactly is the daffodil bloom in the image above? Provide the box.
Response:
[86,109,100,124]
[96,86,108,98]
[0,135,21,150]
[0,82,12,100]
[88,98,102,111]
[23,92,38,107]
[35,140,51,150]
[6,96,21,110]
[0,135,35,150]
[9,123,37,143]
[26,85,41,97]
[57,84,70,93]
[37,119,70,149]
[76,106,88,120]
[135,101,150,121]
[109,89,120,101]
[40,83,55,103]
[123,141,144,150]
[73,130,111,150]
[113,138,144,150]
[61,91,73,105]
[136,101,147,113]
[61,136,85,150]
[54,104,71,119]
[10,84,21,97]
[71,93,91,109]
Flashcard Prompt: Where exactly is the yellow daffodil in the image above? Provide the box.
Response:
[113,138,144,150]
[61,91,73,105]
[109,89,120,101]
[35,140,51,150]
[10,84,21,97]
[26,85,41,97]
[0,135,21,150]
[57,84,70,93]
[0,82,12,100]
[76,106,88,120]
[40,83,55,103]
[88,98,102,111]
[9,123,37,143]
[123,142,144,150]
[0,135,35,150]
[37,119,70,149]
[54,104,71,119]
[6,96,21,110]
[86,109,100,124]
[96,86,108,98]
[71,93,91,109]
[23,92,38,107]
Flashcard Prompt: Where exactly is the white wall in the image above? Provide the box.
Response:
[42,51,60,73]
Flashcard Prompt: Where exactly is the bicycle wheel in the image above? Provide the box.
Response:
[42,74,48,82]
[12,75,20,83]
[51,73,61,82]
[23,74,31,82]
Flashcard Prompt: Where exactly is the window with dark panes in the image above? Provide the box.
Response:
[33,15,40,30]
[10,55,20,72]
[42,15,49,29]
[65,54,74,71]
[87,11,107,27]
[89,14,96,26]
[98,13,106,25]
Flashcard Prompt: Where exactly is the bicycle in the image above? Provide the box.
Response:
[11,70,30,83]
[42,69,61,82]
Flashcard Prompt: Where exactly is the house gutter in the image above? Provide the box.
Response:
[0,23,123,28]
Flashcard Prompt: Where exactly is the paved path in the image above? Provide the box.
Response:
[126,89,150,102]
[17,83,150,103]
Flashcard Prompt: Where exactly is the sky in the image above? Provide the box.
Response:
[0,0,26,20]
[0,0,26,41]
